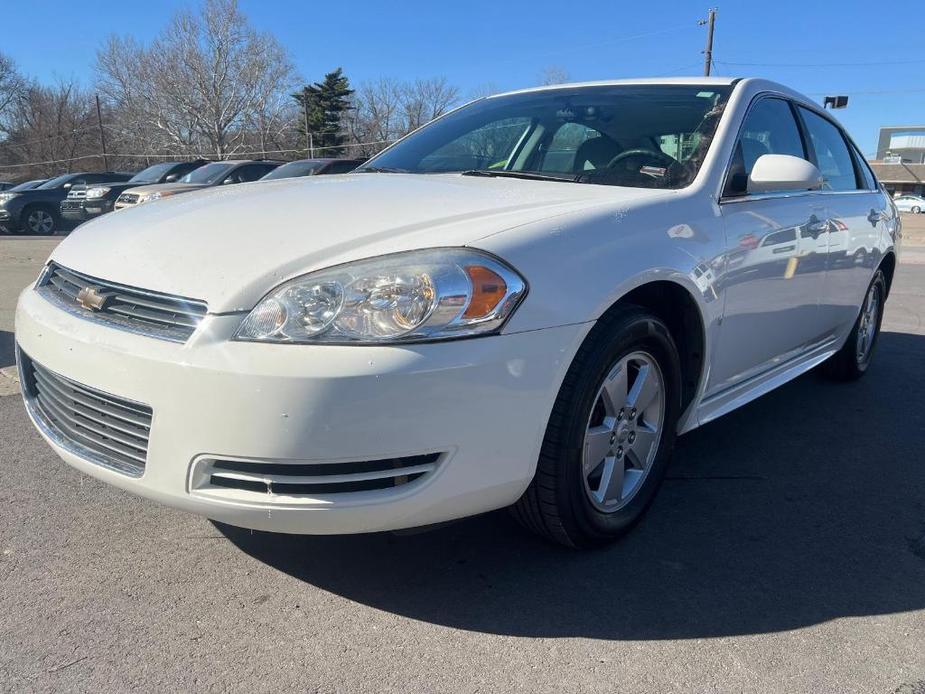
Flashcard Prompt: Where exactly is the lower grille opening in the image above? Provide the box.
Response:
[199,453,441,498]
[18,348,152,477]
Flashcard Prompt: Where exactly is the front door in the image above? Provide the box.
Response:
[708,96,829,395]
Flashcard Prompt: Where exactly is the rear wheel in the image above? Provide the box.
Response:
[912,205,922,214]
[511,305,681,548]
[22,206,57,235]
[821,270,886,381]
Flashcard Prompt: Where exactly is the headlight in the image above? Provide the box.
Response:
[234,248,527,344]
[85,186,111,199]
[138,191,172,203]
[0,193,19,205]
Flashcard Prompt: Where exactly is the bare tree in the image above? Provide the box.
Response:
[402,77,460,131]
[539,66,571,86]
[96,0,297,159]
[349,76,460,158]
[0,52,26,126]
[0,78,98,179]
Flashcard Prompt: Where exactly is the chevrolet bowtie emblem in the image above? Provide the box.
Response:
[76,285,107,311]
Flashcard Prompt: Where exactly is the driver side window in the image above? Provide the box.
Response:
[724,98,807,197]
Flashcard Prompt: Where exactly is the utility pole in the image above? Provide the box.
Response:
[302,86,314,158]
[95,94,109,170]
[700,8,717,76]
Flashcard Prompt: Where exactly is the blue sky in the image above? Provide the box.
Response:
[4,0,924,154]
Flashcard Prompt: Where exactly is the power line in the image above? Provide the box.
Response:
[716,58,925,68]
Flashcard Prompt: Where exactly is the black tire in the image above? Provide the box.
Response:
[511,305,682,548]
[20,205,58,235]
[821,269,886,381]
[913,206,922,215]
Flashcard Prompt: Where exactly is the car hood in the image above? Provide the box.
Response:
[51,173,668,312]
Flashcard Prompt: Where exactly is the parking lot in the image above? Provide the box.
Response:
[1,220,924,693]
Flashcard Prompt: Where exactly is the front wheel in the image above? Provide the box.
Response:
[912,205,922,214]
[512,305,681,548]
[22,206,57,235]
[821,270,886,381]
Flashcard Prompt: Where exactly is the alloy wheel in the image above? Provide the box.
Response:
[26,209,54,234]
[582,351,665,512]
[856,282,881,365]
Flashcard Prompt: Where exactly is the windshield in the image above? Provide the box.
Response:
[129,162,177,183]
[38,174,74,190]
[180,162,234,184]
[9,179,45,192]
[260,161,322,180]
[360,84,732,189]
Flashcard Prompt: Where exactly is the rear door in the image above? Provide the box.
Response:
[710,96,829,394]
[796,106,888,337]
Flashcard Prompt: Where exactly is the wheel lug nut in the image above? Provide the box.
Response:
[629,408,637,420]
[628,432,636,444]
[616,446,624,458]
[617,410,624,421]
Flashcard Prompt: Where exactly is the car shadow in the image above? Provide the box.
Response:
[0,330,14,369]
[216,330,925,640]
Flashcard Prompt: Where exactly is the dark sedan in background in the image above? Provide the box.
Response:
[259,158,364,180]
[0,171,133,234]
[60,160,209,225]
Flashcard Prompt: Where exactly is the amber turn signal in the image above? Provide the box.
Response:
[463,265,508,319]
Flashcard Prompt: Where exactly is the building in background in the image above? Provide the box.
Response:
[870,126,925,196]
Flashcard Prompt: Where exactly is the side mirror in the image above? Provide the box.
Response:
[164,174,179,183]
[748,154,823,195]
[63,182,72,189]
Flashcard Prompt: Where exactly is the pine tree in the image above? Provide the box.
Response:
[293,68,354,157]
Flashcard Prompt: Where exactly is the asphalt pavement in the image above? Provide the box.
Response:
[1,233,924,693]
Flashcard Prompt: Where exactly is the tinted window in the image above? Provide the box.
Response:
[327,160,361,174]
[38,174,76,189]
[261,161,321,180]
[362,85,733,189]
[129,162,176,183]
[725,98,805,196]
[181,163,234,184]
[798,108,858,192]
[849,144,877,190]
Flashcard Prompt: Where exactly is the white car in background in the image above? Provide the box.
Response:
[15,78,899,547]
[893,194,924,214]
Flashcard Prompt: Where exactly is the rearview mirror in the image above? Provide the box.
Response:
[748,154,823,195]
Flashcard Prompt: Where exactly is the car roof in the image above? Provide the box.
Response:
[490,76,739,99]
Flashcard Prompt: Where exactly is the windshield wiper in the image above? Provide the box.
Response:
[461,169,578,183]
[356,166,410,174]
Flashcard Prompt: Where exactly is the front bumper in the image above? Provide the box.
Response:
[82,198,115,217]
[59,200,88,222]
[15,285,588,534]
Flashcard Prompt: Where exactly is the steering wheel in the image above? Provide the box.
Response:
[606,148,677,172]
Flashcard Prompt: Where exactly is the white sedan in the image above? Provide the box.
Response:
[14,78,900,547]
[894,194,924,214]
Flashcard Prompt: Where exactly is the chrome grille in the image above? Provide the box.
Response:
[117,192,139,205]
[67,189,87,200]
[193,454,442,499]
[19,351,152,477]
[60,200,83,211]
[37,263,208,342]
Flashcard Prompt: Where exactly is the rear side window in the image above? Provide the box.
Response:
[850,144,877,190]
[725,98,806,196]
[798,108,858,192]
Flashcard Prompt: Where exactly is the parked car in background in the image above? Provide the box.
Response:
[0,181,15,191]
[0,172,133,234]
[61,160,209,224]
[259,158,364,181]
[114,160,282,210]
[14,78,899,548]
[893,194,925,214]
[4,179,47,192]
